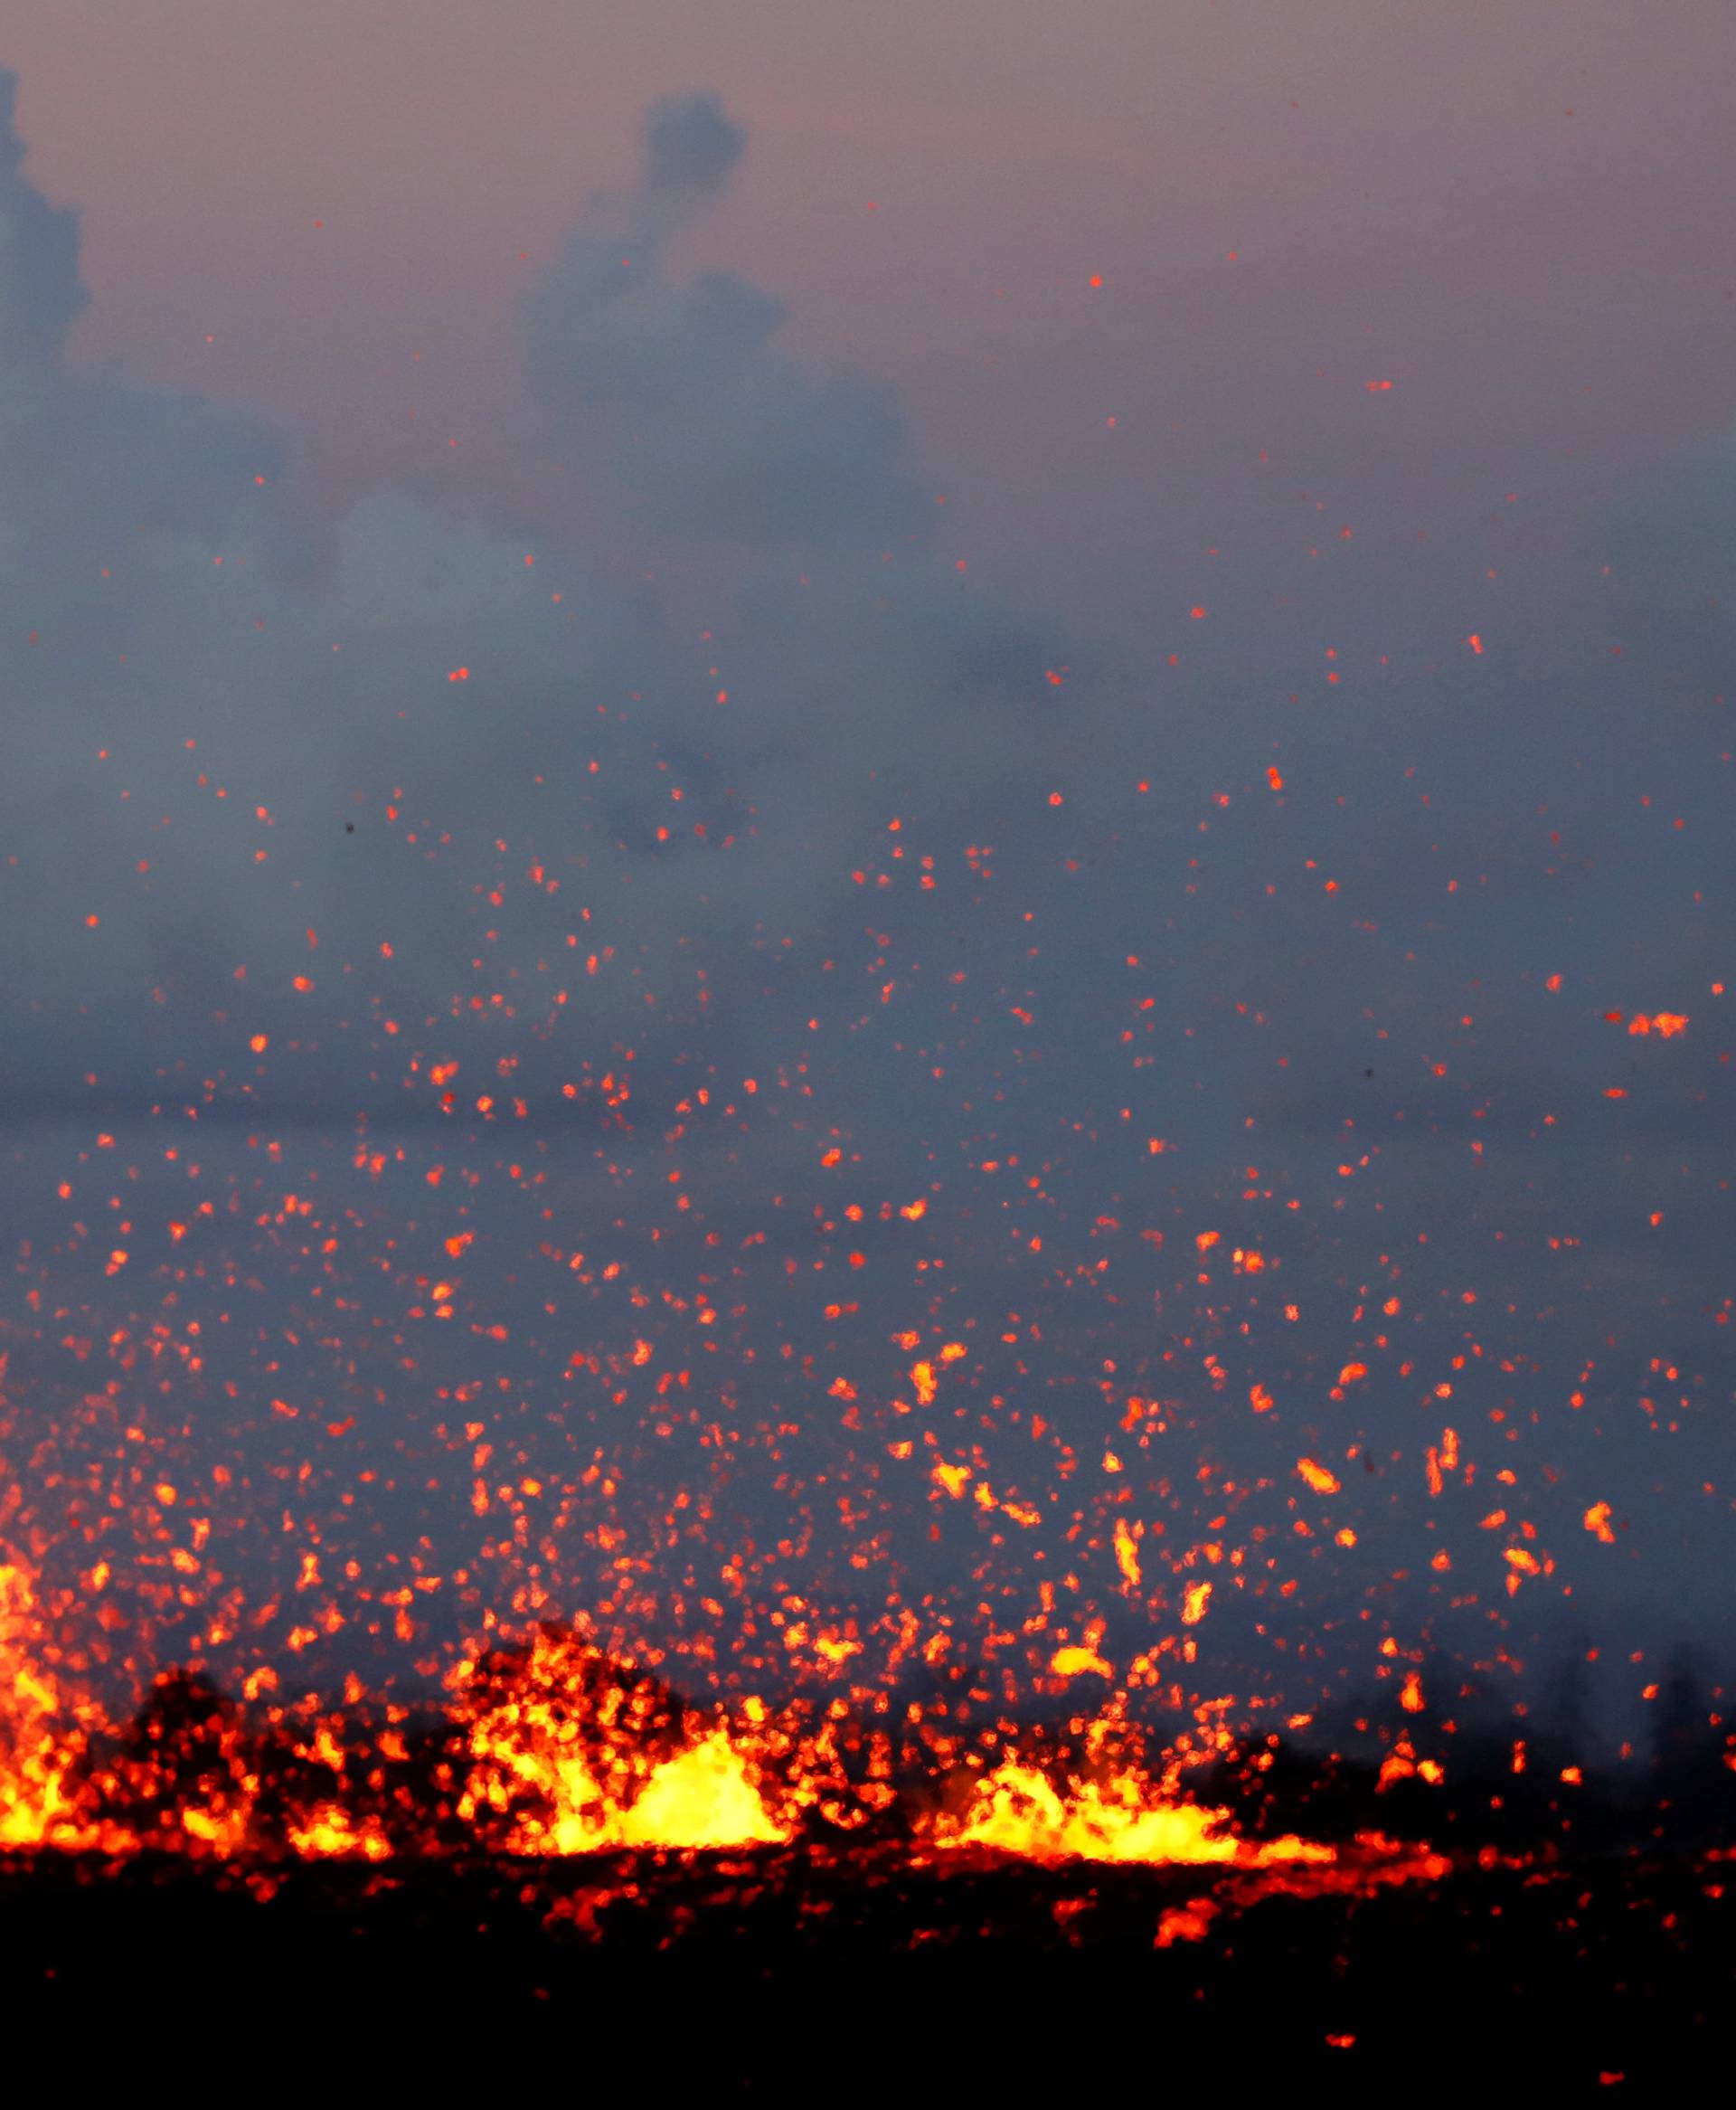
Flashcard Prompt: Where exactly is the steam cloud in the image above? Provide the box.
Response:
[4,71,1736,1717]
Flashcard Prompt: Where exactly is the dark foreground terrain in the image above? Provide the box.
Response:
[1,1840,1726,2094]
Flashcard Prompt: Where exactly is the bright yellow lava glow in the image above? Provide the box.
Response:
[931,1760,1335,1867]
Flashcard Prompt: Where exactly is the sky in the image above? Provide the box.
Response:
[2,3,1735,1738]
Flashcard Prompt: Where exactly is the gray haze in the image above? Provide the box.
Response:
[2,72,1734,1743]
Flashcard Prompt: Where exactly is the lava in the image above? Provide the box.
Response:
[0,1551,1429,1889]
[929,1758,1331,1867]
[0,1563,89,1850]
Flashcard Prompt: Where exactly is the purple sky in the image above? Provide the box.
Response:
[12,0,1736,628]
[4,4,1736,1738]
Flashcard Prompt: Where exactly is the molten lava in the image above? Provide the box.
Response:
[0,1552,1428,1895]
[930,1758,1332,1867]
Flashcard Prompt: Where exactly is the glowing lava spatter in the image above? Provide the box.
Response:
[453,1623,789,1852]
[929,1759,1331,1867]
[0,1563,91,1850]
[0,1553,1419,1880]
[1,71,1717,1951]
